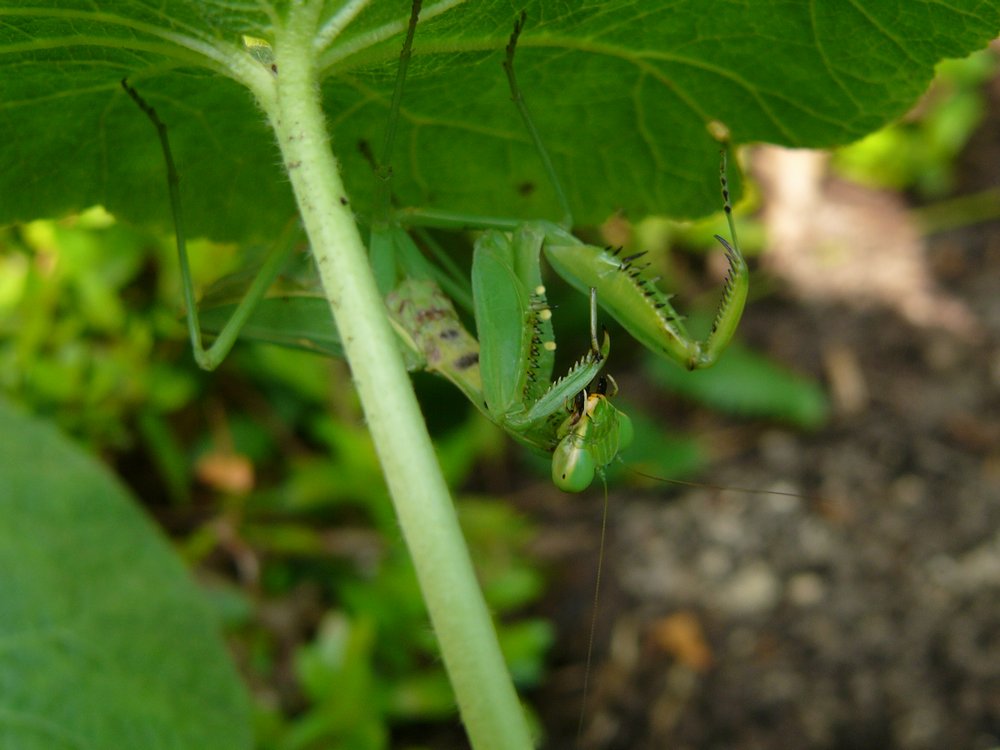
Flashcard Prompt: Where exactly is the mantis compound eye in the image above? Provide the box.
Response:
[551,436,596,493]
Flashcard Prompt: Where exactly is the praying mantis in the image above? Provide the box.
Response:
[124,3,748,494]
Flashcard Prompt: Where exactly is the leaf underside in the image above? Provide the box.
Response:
[0,398,252,750]
[1,0,998,242]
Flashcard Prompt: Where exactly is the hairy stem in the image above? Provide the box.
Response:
[250,7,535,750]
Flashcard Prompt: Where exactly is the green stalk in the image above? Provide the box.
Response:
[249,6,534,749]
[912,187,1000,234]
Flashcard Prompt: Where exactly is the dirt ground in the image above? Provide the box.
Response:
[526,84,1000,749]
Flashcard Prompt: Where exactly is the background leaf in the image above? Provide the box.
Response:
[0,398,252,750]
[644,343,831,429]
[1,1,998,241]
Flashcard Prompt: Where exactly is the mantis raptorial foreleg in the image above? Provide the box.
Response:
[494,11,749,371]
[393,10,749,377]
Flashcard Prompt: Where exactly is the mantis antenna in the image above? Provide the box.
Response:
[577,441,612,744]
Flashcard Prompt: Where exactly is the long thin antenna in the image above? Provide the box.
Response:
[626,464,817,501]
[577,473,611,743]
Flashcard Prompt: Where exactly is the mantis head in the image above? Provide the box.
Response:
[551,377,634,493]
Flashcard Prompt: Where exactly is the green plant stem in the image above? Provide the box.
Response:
[912,187,1000,234]
[251,6,534,750]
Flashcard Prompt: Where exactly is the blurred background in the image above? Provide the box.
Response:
[2,42,999,750]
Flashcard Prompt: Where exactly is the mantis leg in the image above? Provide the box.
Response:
[367,1,479,316]
[371,0,422,227]
[122,79,300,371]
[503,11,573,230]
[472,226,608,450]
[502,15,749,371]
[367,0,428,299]
[543,152,748,370]
[472,225,556,422]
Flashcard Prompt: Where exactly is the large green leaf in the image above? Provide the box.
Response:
[2,1,998,241]
[0,398,251,750]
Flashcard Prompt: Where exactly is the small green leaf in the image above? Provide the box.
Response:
[0,398,251,750]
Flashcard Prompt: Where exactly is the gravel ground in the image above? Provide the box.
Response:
[529,83,1000,750]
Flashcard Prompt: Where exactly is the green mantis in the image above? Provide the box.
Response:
[124,5,748,493]
[378,11,747,492]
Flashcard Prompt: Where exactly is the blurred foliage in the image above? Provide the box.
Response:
[644,337,830,431]
[833,47,999,196]
[0,210,193,448]
[0,216,551,748]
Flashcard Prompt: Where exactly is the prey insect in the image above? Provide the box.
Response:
[123,6,748,493]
